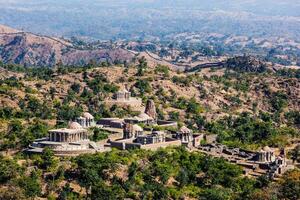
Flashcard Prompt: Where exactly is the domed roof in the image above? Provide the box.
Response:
[180,126,192,133]
[263,146,273,152]
[83,112,94,119]
[68,122,83,129]
[118,87,129,93]
[152,131,165,135]
[138,113,152,120]
[132,124,143,132]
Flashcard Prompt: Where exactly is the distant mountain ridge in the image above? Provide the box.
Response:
[0,0,299,40]
[0,25,134,67]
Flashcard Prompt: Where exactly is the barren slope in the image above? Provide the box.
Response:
[0,24,134,67]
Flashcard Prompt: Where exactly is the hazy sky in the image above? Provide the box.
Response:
[0,0,299,16]
[0,0,299,40]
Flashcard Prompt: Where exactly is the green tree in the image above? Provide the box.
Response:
[136,56,148,76]
[155,65,170,77]
[0,186,26,200]
[58,183,80,200]
[186,98,203,114]
[200,187,232,200]
[18,170,42,199]
[169,111,180,121]
[92,128,109,142]
[40,148,58,171]
[134,79,152,95]
[57,104,82,121]
[270,91,288,112]
[70,83,81,93]
[49,86,56,99]
[91,181,126,200]
[0,155,20,184]
[290,145,300,163]
[194,115,206,130]
[21,120,49,147]
[278,170,300,200]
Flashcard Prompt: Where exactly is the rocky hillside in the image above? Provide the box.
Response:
[1,62,299,126]
[0,25,134,67]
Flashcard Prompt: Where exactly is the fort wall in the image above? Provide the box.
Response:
[140,140,181,150]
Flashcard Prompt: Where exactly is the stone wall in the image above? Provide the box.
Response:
[98,118,124,128]
[140,140,182,150]
[110,139,142,150]
[105,98,143,111]
[96,132,123,145]
[205,134,218,144]
[193,134,204,147]
[53,149,95,156]
[110,138,181,150]
[125,143,142,149]
[157,120,178,128]
[108,132,123,141]
[110,141,126,150]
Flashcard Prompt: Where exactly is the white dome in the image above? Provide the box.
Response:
[152,131,165,135]
[68,122,83,129]
[138,113,152,120]
[180,126,192,133]
[132,124,143,132]
[83,112,94,119]
[263,146,273,152]
[118,88,129,93]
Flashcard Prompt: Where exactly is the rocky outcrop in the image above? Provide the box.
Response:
[145,99,157,120]
[224,56,270,73]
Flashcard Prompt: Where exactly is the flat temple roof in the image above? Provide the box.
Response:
[49,128,87,134]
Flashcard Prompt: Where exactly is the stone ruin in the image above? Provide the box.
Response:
[145,99,157,121]
[76,112,96,128]
[106,85,143,111]
[123,123,143,139]
[110,125,181,150]
[198,144,294,178]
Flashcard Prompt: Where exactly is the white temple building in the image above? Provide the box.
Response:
[125,113,155,125]
[115,88,131,101]
[27,122,101,156]
[257,146,276,163]
[76,112,96,128]
[106,86,143,111]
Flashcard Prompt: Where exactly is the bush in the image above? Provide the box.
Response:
[136,56,148,76]
[172,75,193,86]
[278,170,300,200]
[134,79,152,95]
[155,65,170,77]
[91,128,109,142]
[70,83,81,93]
[0,155,21,184]
[285,111,300,126]
[186,98,203,114]
[57,104,83,121]
[270,91,288,112]
[18,170,42,199]
[87,74,119,94]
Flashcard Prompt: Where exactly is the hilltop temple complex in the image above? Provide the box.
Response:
[25,85,295,179]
